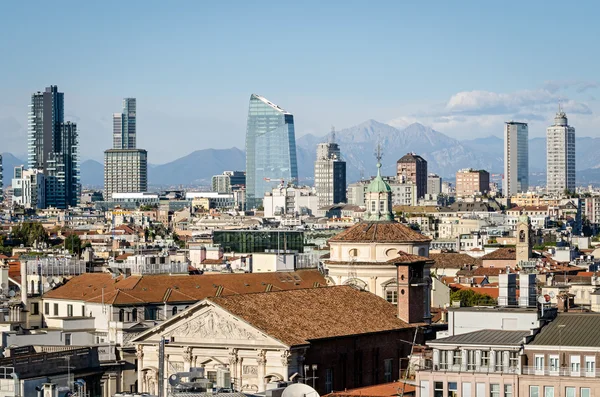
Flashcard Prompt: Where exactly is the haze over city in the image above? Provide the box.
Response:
[2,0,600,162]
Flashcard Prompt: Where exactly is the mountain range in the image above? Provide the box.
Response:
[5,119,600,187]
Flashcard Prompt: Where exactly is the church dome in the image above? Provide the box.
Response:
[367,163,391,193]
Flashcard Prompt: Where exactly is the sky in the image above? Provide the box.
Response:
[1,0,600,163]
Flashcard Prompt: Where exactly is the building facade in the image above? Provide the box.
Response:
[104,149,148,200]
[546,109,576,196]
[314,139,346,208]
[11,166,46,209]
[245,94,298,209]
[397,153,428,198]
[456,169,490,197]
[113,98,136,149]
[428,174,442,196]
[504,121,529,197]
[211,171,246,193]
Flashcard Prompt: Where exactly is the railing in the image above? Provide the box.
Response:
[425,364,520,374]
[522,366,599,377]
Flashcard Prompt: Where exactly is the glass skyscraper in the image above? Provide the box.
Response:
[113,98,136,149]
[245,94,298,208]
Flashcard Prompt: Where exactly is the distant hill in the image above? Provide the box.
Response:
[1,152,26,183]
[80,159,104,187]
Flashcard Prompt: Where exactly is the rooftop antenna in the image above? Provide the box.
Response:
[375,140,384,166]
[329,126,336,144]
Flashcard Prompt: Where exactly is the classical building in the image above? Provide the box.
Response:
[323,161,433,323]
[133,286,422,395]
[516,215,532,264]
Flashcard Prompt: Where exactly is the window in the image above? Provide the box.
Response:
[384,359,393,382]
[509,352,519,369]
[44,302,50,315]
[467,350,476,370]
[570,355,580,374]
[172,306,178,316]
[490,384,500,397]
[495,351,504,371]
[54,303,59,316]
[119,309,125,322]
[67,304,73,317]
[481,351,490,367]
[385,289,397,304]
[64,333,71,346]
[585,356,595,375]
[325,368,333,393]
[581,388,590,397]
[529,386,540,397]
[31,302,39,315]
[132,308,138,322]
[448,382,458,397]
[439,350,449,370]
[504,384,512,397]
[81,306,85,316]
[453,350,462,366]
[544,386,554,397]
[549,355,559,372]
[565,387,575,397]
[534,355,544,371]
[434,381,443,397]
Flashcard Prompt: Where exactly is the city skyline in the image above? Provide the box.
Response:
[2,1,600,162]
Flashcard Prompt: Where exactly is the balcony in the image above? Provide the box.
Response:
[427,364,519,375]
[522,366,598,377]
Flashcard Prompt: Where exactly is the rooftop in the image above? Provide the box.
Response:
[429,329,531,346]
[329,222,431,243]
[325,381,416,397]
[481,247,516,261]
[430,253,482,269]
[530,313,600,347]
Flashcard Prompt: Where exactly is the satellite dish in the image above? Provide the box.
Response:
[168,374,181,386]
[53,277,61,284]
[549,291,556,299]
[537,296,546,304]
[50,282,57,288]
[282,383,320,397]
[44,282,51,288]
[46,276,53,283]
[1,283,7,289]
[8,291,15,298]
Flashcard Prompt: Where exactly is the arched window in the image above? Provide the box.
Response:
[31,280,35,294]
[418,247,426,257]
[385,248,397,258]
[382,279,398,304]
[349,248,358,257]
[132,308,138,322]
[118,309,125,322]
[172,306,178,316]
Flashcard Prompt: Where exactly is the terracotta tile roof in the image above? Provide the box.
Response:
[385,252,432,264]
[473,267,508,276]
[481,248,516,261]
[328,222,430,243]
[450,284,500,299]
[115,253,133,261]
[0,255,9,260]
[430,253,482,269]
[325,381,416,397]
[43,270,326,305]
[210,286,412,346]
[201,259,225,265]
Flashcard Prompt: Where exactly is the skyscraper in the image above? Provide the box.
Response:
[113,98,136,149]
[314,130,346,208]
[503,121,529,197]
[0,154,3,202]
[546,108,576,196]
[27,85,79,208]
[104,98,148,200]
[245,94,298,208]
[396,153,427,198]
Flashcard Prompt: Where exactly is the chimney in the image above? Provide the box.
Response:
[518,273,537,308]
[498,273,517,306]
[20,261,27,306]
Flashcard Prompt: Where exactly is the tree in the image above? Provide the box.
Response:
[64,234,82,254]
[11,222,49,247]
[450,289,496,307]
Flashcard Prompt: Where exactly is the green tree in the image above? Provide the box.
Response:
[12,222,49,247]
[450,289,496,307]
[64,234,82,254]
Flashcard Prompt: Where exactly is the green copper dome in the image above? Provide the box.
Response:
[366,163,392,193]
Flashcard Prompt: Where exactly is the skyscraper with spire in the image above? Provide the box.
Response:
[546,107,576,196]
[314,128,346,208]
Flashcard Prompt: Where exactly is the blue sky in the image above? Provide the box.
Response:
[1,0,599,162]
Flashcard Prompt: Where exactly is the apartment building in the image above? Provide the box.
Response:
[455,169,490,197]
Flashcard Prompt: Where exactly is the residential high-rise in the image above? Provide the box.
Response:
[504,121,529,197]
[427,173,442,196]
[314,131,346,208]
[212,171,246,193]
[245,94,298,209]
[396,153,427,198]
[12,166,46,209]
[546,108,576,196]
[113,98,136,149]
[455,168,490,197]
[27,85,79,208]
[104,98,148,201]
[0,154,3,201]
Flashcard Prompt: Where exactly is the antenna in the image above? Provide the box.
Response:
[329,126,335,144]
[375,141,383,164]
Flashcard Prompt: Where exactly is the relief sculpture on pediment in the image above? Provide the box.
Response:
[165,310,256,340]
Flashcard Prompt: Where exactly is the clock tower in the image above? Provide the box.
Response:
[516,215,532,264]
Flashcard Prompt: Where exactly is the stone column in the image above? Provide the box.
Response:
[228,348,239,390]
[136,345,144,392]
[432,349,440,367]
[281,350,291,381]
[183,347,193,372]
[503,351,510,372]
[490,350,496,371]
[461,350,468,372]
[475,350,482,372]
[257,350,267,392]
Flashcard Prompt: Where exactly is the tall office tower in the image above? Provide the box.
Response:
[27,86,79,208]
[504,121,529,197]
[546,108,576,196]
[314,131,346,208]
[212,171,246,193]
[396,153,427,198]
[113,98,136,149]
[0,154,3,201]
[104,98,148,201]
[427,173,442,196]
[245,94,298,209]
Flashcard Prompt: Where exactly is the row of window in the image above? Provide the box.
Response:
[439,350,520,370]
[432,381,512,397]
[533,354,595,374]
[529,386,590,397]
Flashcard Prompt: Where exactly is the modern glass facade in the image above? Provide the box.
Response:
[28,85,64,170]
[547,111,576,196]
[104,149,148,200]
[212,230,304,253]
[503,122,529,197]
[113,98,136,149]
[245,94,298,209]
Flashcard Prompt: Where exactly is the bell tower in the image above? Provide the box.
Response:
[516,215,532,264]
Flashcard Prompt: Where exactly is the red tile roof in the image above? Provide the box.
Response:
[481,248,516,261]
[430,253,482,269]
[329,222,431,243]
[325,382,416,397]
